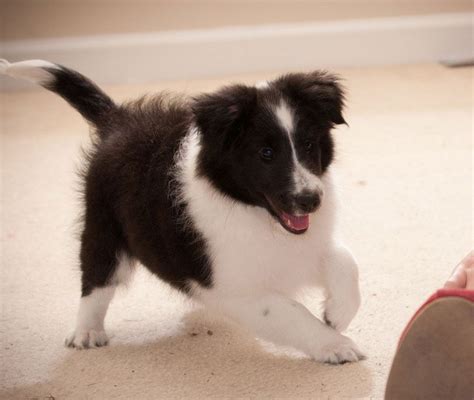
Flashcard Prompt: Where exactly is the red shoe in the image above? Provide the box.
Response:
[385,289,474,400]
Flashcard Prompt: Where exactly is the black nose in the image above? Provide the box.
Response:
[294,192,321,213]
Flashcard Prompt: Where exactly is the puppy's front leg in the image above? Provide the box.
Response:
[213,293,364,364]
[322,244,361,332]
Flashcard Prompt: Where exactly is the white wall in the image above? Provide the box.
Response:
[3,0,471,40]
[1,1,472,89]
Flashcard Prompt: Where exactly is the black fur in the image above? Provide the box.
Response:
[274,71,347,125]
[44,66,116,132]
[79,96,212,295]
[43,65,345,296]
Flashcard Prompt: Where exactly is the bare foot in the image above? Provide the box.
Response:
[444,251,474,290]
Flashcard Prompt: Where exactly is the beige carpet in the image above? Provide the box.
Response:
[1,64,472,399]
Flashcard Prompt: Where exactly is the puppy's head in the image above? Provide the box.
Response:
[193,71,346,234]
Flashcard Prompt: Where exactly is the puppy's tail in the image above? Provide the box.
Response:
[1,59,116,133]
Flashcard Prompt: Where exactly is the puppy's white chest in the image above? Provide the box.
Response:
[180,173,336,296]
[204,204,333,295]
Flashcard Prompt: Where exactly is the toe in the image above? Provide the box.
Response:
[316,336,365,364]
[89,330,109,347]
[65,330,109,349]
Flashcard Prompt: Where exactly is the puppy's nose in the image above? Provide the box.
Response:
[294,192,321,213]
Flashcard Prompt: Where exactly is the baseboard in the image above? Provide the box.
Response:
[1,12,472,90]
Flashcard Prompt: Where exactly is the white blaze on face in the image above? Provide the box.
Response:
[273,100,323,196]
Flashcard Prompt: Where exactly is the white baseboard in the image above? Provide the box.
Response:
[1,12,472,90]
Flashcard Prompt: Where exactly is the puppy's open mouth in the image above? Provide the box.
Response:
[278,211,309,234]
[264,196,309,235]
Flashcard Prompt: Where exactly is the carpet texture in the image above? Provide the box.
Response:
[1,64,472,399]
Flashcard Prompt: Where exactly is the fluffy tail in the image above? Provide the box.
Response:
[0,59,116,130]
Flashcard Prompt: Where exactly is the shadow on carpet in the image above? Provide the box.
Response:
[2,310,373,399]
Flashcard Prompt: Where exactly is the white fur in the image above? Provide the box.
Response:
[274,100,294,133]
[65,253,135,349]
[255,80,269,89]
[65,286,115,349]
[0,59,58,85]
[322,245,361,332]
[274,101,323,196]
[109,252,136,286]
[175,127,363,363]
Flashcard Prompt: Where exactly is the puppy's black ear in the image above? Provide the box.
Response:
[192,84,257,144]
[275,71,346,125]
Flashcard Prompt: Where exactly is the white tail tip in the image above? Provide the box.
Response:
[0,59,11,74]
[0,59,58,85]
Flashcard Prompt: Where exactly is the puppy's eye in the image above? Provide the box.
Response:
[259,147,274,161]
[304,140,313,153]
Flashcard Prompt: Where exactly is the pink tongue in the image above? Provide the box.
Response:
[281,212,309,231]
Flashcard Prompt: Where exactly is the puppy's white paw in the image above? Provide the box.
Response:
[323,295,360,332]
[65,329,109,349]
[312,334,365,364]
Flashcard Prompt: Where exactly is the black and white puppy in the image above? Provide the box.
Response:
[1,59,363,364]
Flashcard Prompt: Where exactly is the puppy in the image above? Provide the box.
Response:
[1,59,363,364]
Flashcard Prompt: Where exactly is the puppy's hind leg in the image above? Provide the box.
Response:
[65,213,134,349]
